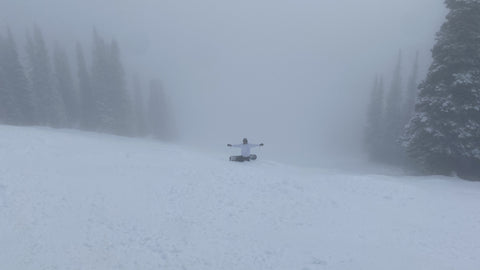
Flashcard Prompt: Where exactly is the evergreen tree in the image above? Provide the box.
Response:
[147,80,171,140]
[403,0,480,179]
[404,52,420,122]
[91,30,112,131]
[109,40,133,135]
[132,75,147,136]
[76,42,96,130]
[365,75,385,160]
[91,31,132,135]
[53,44,78,126]
[384,51,405,162]
[0,29,34,125]
[0,56,9,123]
[26,26,66,127]
[0,34,17,124]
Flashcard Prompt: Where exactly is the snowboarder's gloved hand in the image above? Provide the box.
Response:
[260,143,264,146]
[227,144,232,147]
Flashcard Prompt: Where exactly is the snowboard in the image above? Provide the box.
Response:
[229,154,257,162]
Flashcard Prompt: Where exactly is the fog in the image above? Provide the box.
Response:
[0,0,446,165]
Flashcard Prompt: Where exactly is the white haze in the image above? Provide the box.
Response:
[0,0,446,166]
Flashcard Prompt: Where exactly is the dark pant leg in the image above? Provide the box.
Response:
[230,156,244,162]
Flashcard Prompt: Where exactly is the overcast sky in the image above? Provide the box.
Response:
[0,0,446,165]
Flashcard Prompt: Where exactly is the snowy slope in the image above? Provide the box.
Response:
[0,126,479,270]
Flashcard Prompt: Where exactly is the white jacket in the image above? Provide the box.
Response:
[231,143,261,157]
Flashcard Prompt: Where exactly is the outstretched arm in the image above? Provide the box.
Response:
[250,143,264,147]
[227,144,242,147]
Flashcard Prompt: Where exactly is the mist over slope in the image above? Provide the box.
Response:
[0,125,479,270]
[0,0,447,164]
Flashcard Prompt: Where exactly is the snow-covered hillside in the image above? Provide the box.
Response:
[0,126,479,270]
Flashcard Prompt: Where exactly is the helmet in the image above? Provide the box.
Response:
[243,138,248,144]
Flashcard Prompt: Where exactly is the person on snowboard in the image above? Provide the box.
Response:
[227,138,264,161]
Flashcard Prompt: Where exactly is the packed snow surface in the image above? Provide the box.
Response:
[1,126,479,270]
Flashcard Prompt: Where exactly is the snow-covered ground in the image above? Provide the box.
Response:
[0,126,479,270]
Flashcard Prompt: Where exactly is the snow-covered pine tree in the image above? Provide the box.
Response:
[403,0,480,179]
[384,51,405,163]
[365,75,385,160]
[26,26,66,127]
[53,44,78,126]
[0,29,34,125]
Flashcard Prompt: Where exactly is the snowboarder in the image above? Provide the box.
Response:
[227,138,264,162]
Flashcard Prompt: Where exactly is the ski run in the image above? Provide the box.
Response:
[0,125,479,270]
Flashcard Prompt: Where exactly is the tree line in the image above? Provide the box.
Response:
[365,51,419,166]
[366,0,480,180]
[0,25,172,139]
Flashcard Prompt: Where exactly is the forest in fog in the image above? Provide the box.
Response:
[0,26,173,139]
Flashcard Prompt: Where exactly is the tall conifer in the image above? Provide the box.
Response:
[365,75,385,160]
[404,52,420,122]
[384,52,405,162]
[1,29,34,125]
[132,75,147,136]
[76,42,96,130]
[404,0,480,179]
[53,44,78,126]
[26,26,66,127]
[148,80,172,140]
